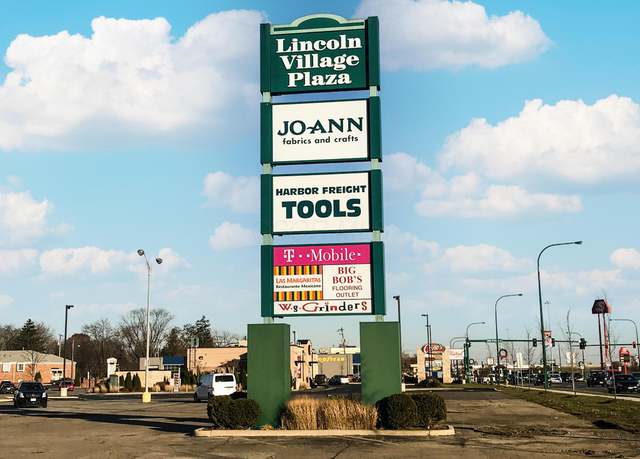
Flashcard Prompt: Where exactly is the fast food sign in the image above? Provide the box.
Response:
[261,242,386,317]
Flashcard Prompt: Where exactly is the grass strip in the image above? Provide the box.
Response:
[500,386,640,433]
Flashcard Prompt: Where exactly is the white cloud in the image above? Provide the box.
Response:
[384,224,440,257]
[427,244,531,273]
[416,184,582,218]
[39,246,189,276]
[209,222,257,251]
[0,294,13,308]
[385,153,582,218]
[0,249,38,275]
[0,11,263,151]
[203,172,259,213]
[0,190,53,245]
[611,248,640,270]
[441,95,640,183]
[356,0,549,71]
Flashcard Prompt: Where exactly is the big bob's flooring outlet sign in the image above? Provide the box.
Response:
[259,13,385,318]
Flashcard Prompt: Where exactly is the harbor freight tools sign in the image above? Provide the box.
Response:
[261,98,381,165]
[260,14,380,95]
[263,171,383,234]
[261,242,385,316]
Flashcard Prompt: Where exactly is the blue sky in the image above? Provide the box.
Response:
[1,0,639,363]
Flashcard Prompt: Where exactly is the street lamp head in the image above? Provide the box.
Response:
[65,304,74,310]
[517,293,524,297]
[155,258,163,265]
[393,295,400,300]
[574,241,583,245]
[137,249,145,256]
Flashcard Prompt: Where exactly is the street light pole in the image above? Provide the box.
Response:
[393,295,402,382]
[494,294,523,384]
[63,305,73,382]
[138,249,163,403]
[465,321,485,383]
[537,241,582,389]
[612,319,640,366]
[421,314,430,378]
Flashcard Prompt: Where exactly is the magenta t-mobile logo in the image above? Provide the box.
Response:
[283,248,296,262]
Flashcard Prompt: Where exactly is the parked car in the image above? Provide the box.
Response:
[533,374,545,386]
[194,373,236,402]
[586,371,606,387]
[13,382,47,408]
[549,373,563,384]
[328,375,349,385]
[0,380,16,394]
[313,374,328,387]
[606,374,639,393]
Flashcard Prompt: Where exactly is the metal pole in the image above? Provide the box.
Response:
[537,241,582,390]
[71,338,75,382]
[597,314,604,370]
[63,305,73,381]
[494,294,523,385]
[394,296,402,382]
[144,257,151,395]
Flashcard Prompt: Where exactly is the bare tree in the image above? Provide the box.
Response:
[524,327,537,366]
[117,308,173,361]
[213,329,241,347]
[23,350,44,381]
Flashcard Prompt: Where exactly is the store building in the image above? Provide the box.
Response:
[0,350,76,384]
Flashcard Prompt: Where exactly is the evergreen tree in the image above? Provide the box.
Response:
[125,372,132,391]
[182,316,214,348]
[132,374,142,391]
[16,319,47,351]
[161,327,186,355]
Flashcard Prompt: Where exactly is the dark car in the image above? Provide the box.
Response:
[13,382,48,408]
[313,374,328,387]
[0,380,16,394]
[328,375,346,385]
[606,374,639,393]
[586,371,606,387]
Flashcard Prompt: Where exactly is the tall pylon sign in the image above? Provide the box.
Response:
[248,14,400,426]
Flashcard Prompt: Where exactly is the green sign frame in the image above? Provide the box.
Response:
[261,241,386,318]
[260,14,380,95]
[260,96,381,165]
[261,170,384,235]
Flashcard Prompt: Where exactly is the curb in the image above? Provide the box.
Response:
[406,387,496,392]
[193,425,455,438]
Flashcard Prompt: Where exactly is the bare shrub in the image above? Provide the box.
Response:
[282,397,377,430]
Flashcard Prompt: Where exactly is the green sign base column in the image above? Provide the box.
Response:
[247,323,291,426]
[360,321,401,405]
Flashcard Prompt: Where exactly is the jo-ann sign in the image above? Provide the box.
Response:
[260,14,380,95]
[261,171,383,235]
[261,242,386,316]
[261,98,381,165]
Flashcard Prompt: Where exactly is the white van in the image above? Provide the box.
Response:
[194,373,236,402]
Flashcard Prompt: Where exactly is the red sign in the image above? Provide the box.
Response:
[422,343,445,354]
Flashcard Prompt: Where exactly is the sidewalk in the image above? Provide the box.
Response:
[502,384,640,402]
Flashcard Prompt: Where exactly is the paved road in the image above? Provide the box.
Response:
[506,381,640,399]
[1,388,639,457]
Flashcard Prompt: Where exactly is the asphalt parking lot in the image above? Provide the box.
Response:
[1,389,639,458]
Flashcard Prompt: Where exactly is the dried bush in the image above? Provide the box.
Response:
[282,397,377,430]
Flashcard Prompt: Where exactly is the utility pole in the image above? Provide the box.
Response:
[421,314,431,378]
[566,310,576,395]
[63,305,74,382]
[58,334,63,357]
[393,295,402,382]
[338,327,346,375]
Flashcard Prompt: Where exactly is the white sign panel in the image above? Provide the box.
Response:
[448,349,464,361]
[272,100,368,163]
[272,172,370,233]
[272,244,372,315]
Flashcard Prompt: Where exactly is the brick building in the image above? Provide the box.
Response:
[0,350,76,384]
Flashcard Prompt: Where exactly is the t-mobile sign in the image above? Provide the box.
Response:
[272,243,372,316]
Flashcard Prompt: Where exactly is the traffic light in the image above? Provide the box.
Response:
[551,338,556,347]
[579,338,587,350]
[532,338,537,347]
[633,341,637,349]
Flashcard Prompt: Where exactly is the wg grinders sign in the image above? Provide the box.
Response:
[261,242,386,317]
[260,14,380,94]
